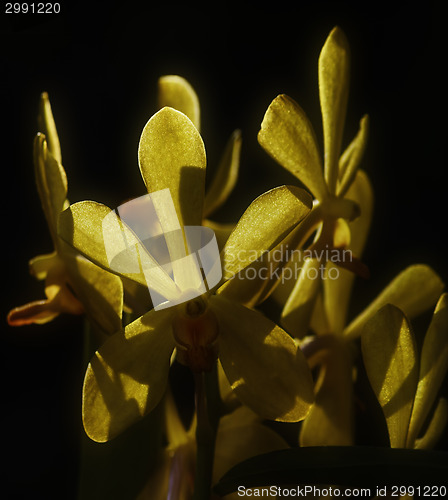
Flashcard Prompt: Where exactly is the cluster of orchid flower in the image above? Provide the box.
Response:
[8,27,447,499]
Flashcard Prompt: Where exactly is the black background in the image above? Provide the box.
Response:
[2,1,447,498]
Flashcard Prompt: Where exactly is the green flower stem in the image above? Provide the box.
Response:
[192,362,221,500]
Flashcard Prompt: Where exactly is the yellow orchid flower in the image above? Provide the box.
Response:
[58,105,315,442]
[293,172,443,446]
[362,294,448,451]
[157,74,241,249]
[7,93,123,336]
[258,26,370,337]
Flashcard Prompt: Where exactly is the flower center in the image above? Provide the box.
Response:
[172,297,219,373]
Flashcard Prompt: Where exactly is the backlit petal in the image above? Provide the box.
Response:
[361,304,418,448]
[337,115,369,197]
[344,265,444,339]
[220,186,312,282]
[300,339,354,446]
[324,170,374,334]
[138,107,206,228]
[82,308,175,442]
[34,133,68,244]
[258,94,327,200]
[210,295,314,422]
[203,130,242,218]
[319,26,350,194]
[38,92,62,164]
[158,75,200,130]
[64,251,123,336]
[407,293,448,447]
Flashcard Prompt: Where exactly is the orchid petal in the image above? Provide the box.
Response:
[324,170,374,334]
[300,340,354,446]
[344,265,444,339]
[29,251,59,280]
[38,92,62,164]
[337,115,369,197]
[138,107,206,228]
[64,251,123,336]
[210,295,314,422]
[319,26,350,194]
[361,304,418,448]
[220,186,312,282]
[58,201,180,301]
[281,258,322,338]
[34,133,68,244]
[258,94,327,200]
[414,398,448,450]
[407,293,448,447]
[158,75,200,130]
[82,308,175,442]
[203,130,242,218]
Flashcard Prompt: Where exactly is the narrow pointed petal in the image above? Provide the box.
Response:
[221,186,312,281]
[38,92,62,164]
[300,340,354,446]
[337,115,369,197]
[258,94,328,200]
[324,170,374,334]
[361,305,419,448]
[281,258,322,338]
[210,295,314,422]
[158,75,200,130]
[34,133,68,243]
[319,26,350,194]
[203,130,242,218]
[407,293,448,447]
[138,107,206,228]
[344,265,444,339]
[64,251,123,336]
[82,308,175,442]
[414,398,448,450]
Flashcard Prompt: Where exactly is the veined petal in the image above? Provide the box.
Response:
[319,26,350,194]
[300,339,354,446]
[34,133,68,244]
[337,115,369,197]
[38,92,62,164]
[210,295,314,422]
[138,107,206,228]
[158,75,200,130]
[58,201,180,300]
[344,265,444,339]
[407,293,448,447]
[64,251,123,336]
[220,186,312,281]
[82,308,175,442]
[324,170,374,334]
[203,130,242,218]
[361,304,419,448]
[258,94,328,200]
[281,258,322,338]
